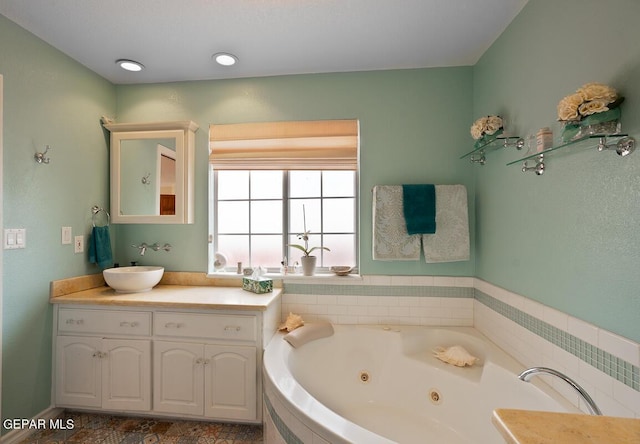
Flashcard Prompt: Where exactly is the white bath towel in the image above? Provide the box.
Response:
[422,185,470,263]
[372,184,470,262]
[372,185,422,260]
[283,323,334,348]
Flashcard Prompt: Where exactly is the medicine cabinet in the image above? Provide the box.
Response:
[104,121,199,224]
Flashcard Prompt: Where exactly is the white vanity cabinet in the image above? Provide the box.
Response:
[153,341,256,420]
[56,336,151,411]
[55,308,152,411]
[52,295,279,424]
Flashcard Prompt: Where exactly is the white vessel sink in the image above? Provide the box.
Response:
[103,266,164,293]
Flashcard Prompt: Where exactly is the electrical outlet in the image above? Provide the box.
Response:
[74,235,84,253]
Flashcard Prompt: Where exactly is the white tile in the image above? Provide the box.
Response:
[368,306,389,316]
[317,294,337,305]
[578,360,614,397]
[347,305,369,316]
[613,379,640,416]
[598,329,640,367]
[357,295,376,306]
[357,315,379,324]
[542,306,568,330]
[327,304,347,315]
[567,317,598,345]
[411,276,435,286]
[380,295,399,306]
[398,296,420,306]
[388,306,411,317]
[390,275,412,286]
[454,277,474,287]
[433,276,456,286]
[521,297,544,319]
[337,295,358,306]
[366,275,392,285]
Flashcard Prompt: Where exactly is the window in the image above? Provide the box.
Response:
[208,120,358,274]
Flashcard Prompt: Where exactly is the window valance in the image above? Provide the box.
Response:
[209,119,358,170]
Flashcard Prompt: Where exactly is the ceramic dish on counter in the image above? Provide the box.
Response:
[330,266,353,276]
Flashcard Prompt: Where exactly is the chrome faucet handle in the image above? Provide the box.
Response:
[130,242,148,256]
[162,243,172,252]
[151,243,161,251]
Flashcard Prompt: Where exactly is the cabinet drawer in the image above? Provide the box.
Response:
[154,312,256,342]
[58,308,151,336]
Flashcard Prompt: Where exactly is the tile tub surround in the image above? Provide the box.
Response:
[281,275,475,326]
[280,275,639,418]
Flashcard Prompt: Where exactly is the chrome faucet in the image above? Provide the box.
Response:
[131,243,148,256]
[518,367,602,415]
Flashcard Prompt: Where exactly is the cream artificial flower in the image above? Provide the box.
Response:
[557,93,583,121]
[484,116,503,135]
[577,82,617,104]
[578,99,609,116]
[470,121,484,139]
[470,115,502,140]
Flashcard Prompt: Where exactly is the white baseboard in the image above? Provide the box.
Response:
[1,407,64,444]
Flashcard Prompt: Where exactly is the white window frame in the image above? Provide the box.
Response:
[209,168,358,274]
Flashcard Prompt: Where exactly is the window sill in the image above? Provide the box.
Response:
[206,272,362,284]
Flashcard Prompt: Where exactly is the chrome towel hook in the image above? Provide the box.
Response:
[34,145,51,164]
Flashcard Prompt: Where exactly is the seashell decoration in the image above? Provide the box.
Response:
[433,345,479,367]
[279,312,305,332]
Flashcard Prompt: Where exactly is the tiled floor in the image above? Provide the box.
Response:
[18,411,263,444]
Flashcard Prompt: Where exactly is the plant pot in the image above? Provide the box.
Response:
[300,256,317,276]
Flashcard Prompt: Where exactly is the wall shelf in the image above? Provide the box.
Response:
[507,134,636,175]
[461,136,524,165]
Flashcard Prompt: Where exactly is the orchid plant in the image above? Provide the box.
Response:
[288,205,330,257]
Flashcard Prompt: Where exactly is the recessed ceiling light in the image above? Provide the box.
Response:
[213,52,238,66]
[116,59,144,72]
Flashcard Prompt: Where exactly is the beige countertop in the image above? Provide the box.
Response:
[492,409,640,444]
[50,284,281,311]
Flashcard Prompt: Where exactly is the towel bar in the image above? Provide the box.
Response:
[91,205,110,227]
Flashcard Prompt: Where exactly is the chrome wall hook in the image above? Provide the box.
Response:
[522,154,545,175]
[597,136,635,157]
[34,145,51,164]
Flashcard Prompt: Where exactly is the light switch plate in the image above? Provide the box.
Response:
[4,228,26,249]
[62,227,72,245]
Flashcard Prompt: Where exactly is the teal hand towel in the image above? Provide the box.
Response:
[402,184,436,235]
[89,226,113,269]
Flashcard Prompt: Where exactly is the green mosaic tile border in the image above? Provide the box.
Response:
[264,394,304,444]
[475,289,640,392]
[283,283,473,298]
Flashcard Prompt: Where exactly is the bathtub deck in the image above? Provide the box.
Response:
[492,409,640,444]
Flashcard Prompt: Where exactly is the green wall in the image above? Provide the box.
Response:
[0,15,115,426]
[472,0,640,342]
[113,69,476,276]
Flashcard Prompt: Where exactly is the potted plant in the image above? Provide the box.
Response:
[288,206,330,276]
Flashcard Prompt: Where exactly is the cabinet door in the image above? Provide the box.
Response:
[153,341,204,415]
[56,336,102,408]
[102,339,151,411]
[204,344,257,421]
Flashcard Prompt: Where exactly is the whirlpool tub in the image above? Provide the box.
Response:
[263,325,579,443]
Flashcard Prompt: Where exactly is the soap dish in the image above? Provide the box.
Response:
[330,266,353,276]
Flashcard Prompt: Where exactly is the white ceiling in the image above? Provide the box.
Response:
[0,0,528,85]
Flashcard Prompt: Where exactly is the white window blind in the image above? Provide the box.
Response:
[209,119,358,170]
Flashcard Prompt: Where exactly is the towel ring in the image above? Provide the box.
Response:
[91,205,110,227]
